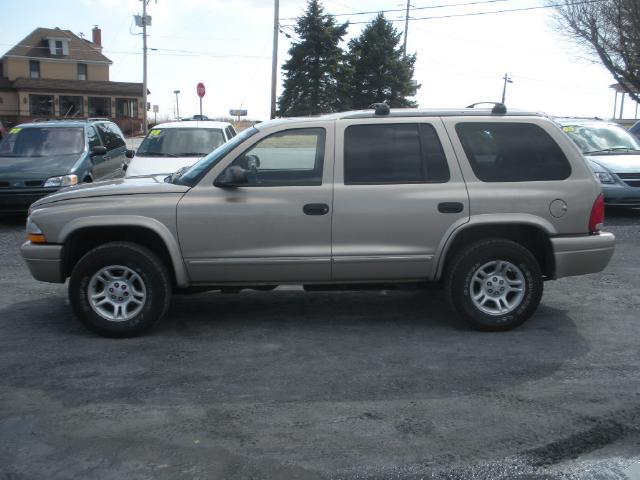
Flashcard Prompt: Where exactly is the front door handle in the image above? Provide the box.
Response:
[303,203,330,216]
[438,202,464,214]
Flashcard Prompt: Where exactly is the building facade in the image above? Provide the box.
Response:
[0,26,144,135]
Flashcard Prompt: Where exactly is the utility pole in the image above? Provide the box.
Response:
[270,0,279,119]
[501,72,513,104]
[174,90,180,120]
[142,0,149,135]
[403,0,410,56]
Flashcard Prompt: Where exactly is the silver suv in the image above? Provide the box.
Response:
[21,105,615,337]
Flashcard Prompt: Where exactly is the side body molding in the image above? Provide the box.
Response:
[58,215,190,287]
[432,213,558,281]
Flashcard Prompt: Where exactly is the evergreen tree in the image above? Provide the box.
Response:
[345,13,419,109]
[278,0,348,116]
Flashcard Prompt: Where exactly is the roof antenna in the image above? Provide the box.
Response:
[467,102,507,115]
[370,102,390,115]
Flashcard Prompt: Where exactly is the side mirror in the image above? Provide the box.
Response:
[214,166,248,187]
[125,149,135,159]
[91,145,107,156]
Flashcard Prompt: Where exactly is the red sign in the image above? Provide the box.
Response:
[197,82,206,98]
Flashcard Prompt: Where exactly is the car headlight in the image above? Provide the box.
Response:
[43,174,78,188]
[593,172,615,184]
[26,216,46,244]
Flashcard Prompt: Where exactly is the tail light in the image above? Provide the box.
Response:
[589,193,605,234]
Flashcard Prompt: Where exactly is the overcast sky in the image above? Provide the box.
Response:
[0,0,632,121]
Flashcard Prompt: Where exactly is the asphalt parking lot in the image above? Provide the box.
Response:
[1,210,639,480]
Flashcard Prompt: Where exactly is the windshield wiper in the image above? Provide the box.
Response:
[138,152,178,157]
[164,166,189,184]
[173,152,208,157]
[586,147,640,155]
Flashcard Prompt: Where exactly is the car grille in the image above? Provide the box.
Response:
[0,180,44,188]
[616,173,640,187]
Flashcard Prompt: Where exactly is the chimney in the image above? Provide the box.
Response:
[92,25,102,47]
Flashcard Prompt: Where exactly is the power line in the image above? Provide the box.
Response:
[280,0,515,20]
[280,0,605,26]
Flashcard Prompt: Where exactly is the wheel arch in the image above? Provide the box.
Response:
[59,216,189,287]
[434,215,557,281]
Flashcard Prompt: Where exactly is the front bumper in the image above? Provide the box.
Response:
[551,232,615,279]
[20,241,65,283]
[602,184,640,206]
[0,188,59,213]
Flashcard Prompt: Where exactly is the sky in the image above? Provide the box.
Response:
[0,0,632,122]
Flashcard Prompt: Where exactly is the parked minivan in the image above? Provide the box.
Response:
[0,119,131,213]
[22,105,615,337]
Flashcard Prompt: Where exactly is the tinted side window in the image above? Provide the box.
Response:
[96,123,125,150]
[107,123,126,149]
[456,123,571,182]
[229,128,325,186]
[344,123,450,184]
[87,126,102,149]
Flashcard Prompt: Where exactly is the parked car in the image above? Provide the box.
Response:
[556,118,640,206]
[124,121,236,177]
[0,119,132,213]
[21,105,614,337]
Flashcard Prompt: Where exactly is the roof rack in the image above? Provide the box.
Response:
[467,102,507,115]
[87,117,110,122]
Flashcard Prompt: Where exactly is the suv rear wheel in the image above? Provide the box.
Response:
[445,239,543,331]
[68,242,171,337]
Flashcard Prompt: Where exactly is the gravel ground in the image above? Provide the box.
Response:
[0,210,639,479]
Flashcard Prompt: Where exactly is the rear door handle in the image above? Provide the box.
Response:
[303,203,330,216]
[438,202,464,213]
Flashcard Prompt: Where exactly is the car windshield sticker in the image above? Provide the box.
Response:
[149,129,162,137]
[9,127,21,134]
[562,126,576,133]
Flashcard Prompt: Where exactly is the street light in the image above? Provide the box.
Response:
[173,89,181,120]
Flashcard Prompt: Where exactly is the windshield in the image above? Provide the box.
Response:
[137,127,225,157]
[176,127,258,186]
[561,123,640,154]
[0,127,85,157]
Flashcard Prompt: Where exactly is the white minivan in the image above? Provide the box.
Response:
[124,120,236,177]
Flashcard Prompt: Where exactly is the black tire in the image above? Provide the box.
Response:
[445,238,543,331]
[68,242,172,338]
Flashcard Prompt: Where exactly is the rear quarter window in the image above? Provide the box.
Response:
[455,122,571,182]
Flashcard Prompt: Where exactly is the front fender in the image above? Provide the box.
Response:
[58,215,189,287]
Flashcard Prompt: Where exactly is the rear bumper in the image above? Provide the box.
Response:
[551,232,615,279]
[20,241,65,283]
[0,188,58,213]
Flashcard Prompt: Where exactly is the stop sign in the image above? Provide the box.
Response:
[197,82,206,98]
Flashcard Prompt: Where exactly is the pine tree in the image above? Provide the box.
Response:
[278,0,348,116]
[345,13,419,110]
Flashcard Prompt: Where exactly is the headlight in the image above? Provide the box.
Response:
[593,172,615,184]
[26,216,46,244]
[43,174,78,188]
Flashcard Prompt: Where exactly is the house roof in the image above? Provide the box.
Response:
[12,78,143,96]
[2,27,111,64]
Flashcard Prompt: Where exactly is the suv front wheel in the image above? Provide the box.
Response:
[69,242,172,337]
[445,239,543,331]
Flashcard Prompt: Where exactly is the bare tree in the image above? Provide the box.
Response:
[552,0,640,101]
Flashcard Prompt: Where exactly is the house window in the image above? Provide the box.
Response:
[55,40,63,55]
[115,98,138,118]
[60,96,83,117]
[88,97,111,117]
[29,60,40,79]
[77,63,87,80]
[29,94,54,116]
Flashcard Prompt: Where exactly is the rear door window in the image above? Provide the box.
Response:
[455,122,571,182]
[344,123,450,184]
